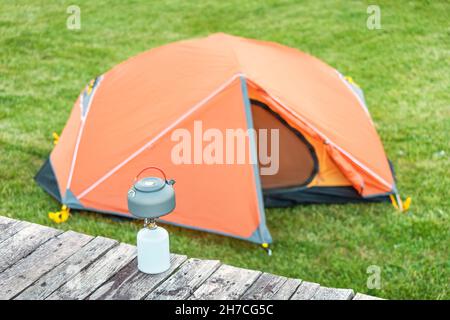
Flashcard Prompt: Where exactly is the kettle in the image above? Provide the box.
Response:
[127,167,176,274]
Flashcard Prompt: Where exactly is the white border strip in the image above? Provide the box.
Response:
[66,75,104,192]
[265,88,392,190]
[77,73,244,199]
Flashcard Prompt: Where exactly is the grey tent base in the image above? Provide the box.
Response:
[262,159,397,207]
[34,158,62,203]
[263,186,391,208]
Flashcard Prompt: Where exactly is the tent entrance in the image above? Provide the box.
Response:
[250,100,318,190]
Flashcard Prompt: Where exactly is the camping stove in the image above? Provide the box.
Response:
[127,167,176,274]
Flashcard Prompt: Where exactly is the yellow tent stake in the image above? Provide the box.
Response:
[52,132,60,145]
[261,243,272,256]
[390,194,411,213]
[403,197,412,212]
[87,79,95,95]
[345,76,360,87]
[395,193,404,212]
[389,194,399,210]
[48,205,70,224]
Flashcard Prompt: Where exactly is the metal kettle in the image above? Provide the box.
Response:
[127,167,176,274]
[127,167,176,219]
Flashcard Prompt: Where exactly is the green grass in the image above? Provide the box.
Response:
[0,0,449,299]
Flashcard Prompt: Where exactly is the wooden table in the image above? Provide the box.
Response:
[0,216,381,300]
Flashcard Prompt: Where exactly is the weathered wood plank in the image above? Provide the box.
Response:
[89,254,187,300]
[0,216,17,233]
[240,272,288,300]
[311,287,354,300]
[272,278,302,300]
[0,216,383,301]
[147,258,220,300]
[0,216,15,226]
[353,292,383,300]
[190,264,261,300]
[16,236,117,300]
[46,243,136,300]
[290,281,320,300]
[0,221,29,244]
[0,231,92,299]
[0,224,61,273]
[0,217,29,244]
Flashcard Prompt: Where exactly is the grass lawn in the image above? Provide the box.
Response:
[0,0,449,299]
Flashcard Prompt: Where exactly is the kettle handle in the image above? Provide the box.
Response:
[135,166,167,183]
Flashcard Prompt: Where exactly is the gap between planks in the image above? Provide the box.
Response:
[0,216,383,300]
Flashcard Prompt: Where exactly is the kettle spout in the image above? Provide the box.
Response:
[167,179,176,185]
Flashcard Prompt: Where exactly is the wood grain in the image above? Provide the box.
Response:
[290,281,320,300]
[240,272,288,300]
[147,258,220,300]
[353,292,383,300]
[272,278,302,300]
[311,287,354,300]
[0,220,28,244]
[0,223,61,273]
[16,236,116,300]
[190,264,261,300]
[46,243,136,300]
[89,254,187,300]
[0,231,92,299]
[0,216,384,301]
[0,216,15,227]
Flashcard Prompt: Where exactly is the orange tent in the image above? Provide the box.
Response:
[36,33,396,245]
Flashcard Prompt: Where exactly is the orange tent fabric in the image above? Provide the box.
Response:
[36,33,396,244]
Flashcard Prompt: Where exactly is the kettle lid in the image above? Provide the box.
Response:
[134,177,165,192]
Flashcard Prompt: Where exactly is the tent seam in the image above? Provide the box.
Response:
[240,76,272,244]
[65,75,104,195]
[77,72,246,200]
[247,79,393,191]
